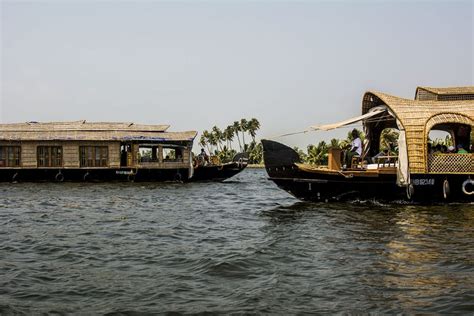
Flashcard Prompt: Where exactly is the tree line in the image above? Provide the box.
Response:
[198,118,263,164]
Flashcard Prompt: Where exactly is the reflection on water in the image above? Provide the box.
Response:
[0,169,473,314]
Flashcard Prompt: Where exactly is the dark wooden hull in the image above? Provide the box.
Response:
[190,162,247,182]
[0,162,248,183]
[262,139,474,203]
[0,168,191,182]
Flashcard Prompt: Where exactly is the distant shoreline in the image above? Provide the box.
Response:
[247,164,264,168]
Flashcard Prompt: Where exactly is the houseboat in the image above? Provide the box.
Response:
[0,121,198,182]
[262,86,474,203]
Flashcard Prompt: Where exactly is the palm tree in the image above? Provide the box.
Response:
[379,128,399,151]
[232,121,242,151]
[211,126,223,152]
[224,126,235,150]
[201,130,211,154]
[247,118,260,143]
[199,134,206,150]
[306,141,328,165]
[249,142,263,164]
[293,146,307,162]
[329,138,341,149]
[240,118,248,150]
[208,131,218,154]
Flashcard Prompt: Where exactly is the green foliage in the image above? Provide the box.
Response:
[247,141,263,164]
[198,118,261,163]
[306,141,328,165]
[380,128,399,151]
[296,128,367,165]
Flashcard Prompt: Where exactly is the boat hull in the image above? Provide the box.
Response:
[190,161,247,182]
[0,168,191,182]
[262,139,473,203]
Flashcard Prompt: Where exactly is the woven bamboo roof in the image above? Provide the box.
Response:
[0,121,196,142]
[362,91,474,173]
[416,86,474,96]
[0,121,170,132]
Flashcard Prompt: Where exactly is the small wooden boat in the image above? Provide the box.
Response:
[190,153,248,182]
[262,86,474,203]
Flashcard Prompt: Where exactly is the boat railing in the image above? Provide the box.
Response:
[358,155,399,170]
[374,155,398,168]
[428,153,474,173]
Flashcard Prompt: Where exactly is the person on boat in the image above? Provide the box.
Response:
[345,129,362,168]
[456,144,468,154]
[198,148,209,165]
[433,144,443,154]
[371,149,389,164]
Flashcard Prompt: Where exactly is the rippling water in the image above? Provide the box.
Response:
[0,169,473,314]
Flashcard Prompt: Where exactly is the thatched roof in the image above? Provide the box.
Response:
[362,91,474,173]
[415,86,474,101]
[416,86,474,96]
[0,121,197,142]
[0,121,170,132]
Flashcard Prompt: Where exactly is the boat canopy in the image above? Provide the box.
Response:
[362,90,474,179]
[310,106,389,131]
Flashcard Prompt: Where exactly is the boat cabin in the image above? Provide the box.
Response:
[0,121,197,181]
[361,87,473,184]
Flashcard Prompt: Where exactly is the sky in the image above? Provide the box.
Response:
[1,0,473,149]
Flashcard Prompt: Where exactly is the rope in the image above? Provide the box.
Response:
[278,130,310,137]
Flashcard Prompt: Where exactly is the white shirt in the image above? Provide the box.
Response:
[351,137,362,155]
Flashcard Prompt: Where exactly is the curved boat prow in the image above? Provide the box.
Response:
[261,139,301,168]
[232,152,249,165]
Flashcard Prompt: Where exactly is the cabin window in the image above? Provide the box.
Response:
[80,146,108,167]
[163,147,183,162]
[427,130,453,153]
[0,146,21,167]
[37,146,63,167]
[427,123,473,173]
[138,146,159,163]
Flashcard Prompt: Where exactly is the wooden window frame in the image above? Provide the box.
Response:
[80,146,109,167]
[162,147,184,163]
[37,146,63,167]
[0,146,21,167]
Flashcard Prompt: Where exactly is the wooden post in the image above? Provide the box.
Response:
[328,148,342,170]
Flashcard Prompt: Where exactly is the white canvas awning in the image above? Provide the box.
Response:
[310,106,388,131]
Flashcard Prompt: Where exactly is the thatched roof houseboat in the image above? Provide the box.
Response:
[262,86,474,203]
[0,121,197,182]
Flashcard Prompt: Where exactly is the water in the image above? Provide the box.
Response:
[0,169,473,314]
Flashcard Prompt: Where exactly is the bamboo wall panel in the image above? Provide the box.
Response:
[63,144,79,168]
[20,142,36,168]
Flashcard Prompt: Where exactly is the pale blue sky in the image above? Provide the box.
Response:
[1,0,473,148]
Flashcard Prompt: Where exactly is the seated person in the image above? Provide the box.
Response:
[433,144,443,154]
[371,149,389,164]
[345,129,362,168]
[457,144,468,154]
